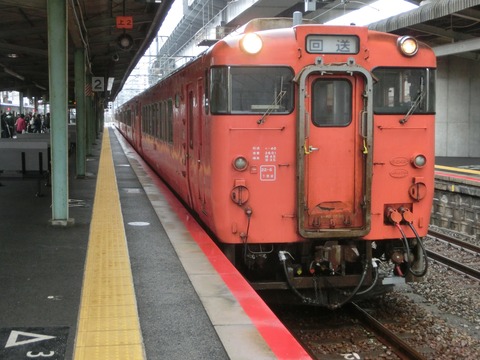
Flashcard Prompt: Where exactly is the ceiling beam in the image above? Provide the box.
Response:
[434,37,480,57]
[0,42,48,57]
[409,23,474,42]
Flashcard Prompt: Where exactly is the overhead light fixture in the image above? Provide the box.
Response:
[145,0,162,3]
[7,53,19,58]
[305,0,316,11]
[107,77,115,91]
[117,33,134,50]
[4,68,25,81]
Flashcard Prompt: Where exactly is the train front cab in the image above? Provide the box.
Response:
[279,31,435,307]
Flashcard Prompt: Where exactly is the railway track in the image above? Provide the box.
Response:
[347,302,428,360]
[426,229,480,280]
[271,301,431,360]
[271,230,480,359]
[427,229,480,253]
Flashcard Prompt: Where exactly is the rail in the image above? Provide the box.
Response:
[428,229,480,253]
[347,302,427,360]
[427,229,480,281]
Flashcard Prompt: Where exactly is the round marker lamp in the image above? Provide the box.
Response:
[412,154,427,168]
[233,156,248,171]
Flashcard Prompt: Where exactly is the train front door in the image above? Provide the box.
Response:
[296,65,373,238]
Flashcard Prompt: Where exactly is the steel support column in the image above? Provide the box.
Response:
[97,99,104,134]
[74,48,86,177]
[86,75,93,155]
[47,0,73,225]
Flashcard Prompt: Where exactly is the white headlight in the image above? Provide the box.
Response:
[397,36,418,57]
[240,33,263,55]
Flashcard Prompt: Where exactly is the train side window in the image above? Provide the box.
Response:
[149,104,153,135]
[372,67,436,114]
[159,102,163,140]
[167,99,173,144]
[163,101,168,141]
[127,109,131,126]
[149,105,153,135]
[150,104,155,136]
[152,103,157,138]
[159,102,164,140]
[210,67,228,113]
[146,105,149,133]
[142,106,146,133]
[311,79,352,127]
[148,105,151,135]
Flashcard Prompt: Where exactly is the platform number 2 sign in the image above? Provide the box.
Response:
[92,77,105,92]
[1,327,68,359]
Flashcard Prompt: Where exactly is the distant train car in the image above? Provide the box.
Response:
[116,17,436,308]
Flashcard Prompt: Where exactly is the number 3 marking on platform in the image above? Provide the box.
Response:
[341,353,360,360]
[27,351,55,358]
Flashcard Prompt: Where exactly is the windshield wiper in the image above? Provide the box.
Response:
[258,76,287,125]
[400,77,425,124]
[257,90,286,125]
[400,91,425,124]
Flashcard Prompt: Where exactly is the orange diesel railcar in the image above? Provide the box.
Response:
[116,17,436,307]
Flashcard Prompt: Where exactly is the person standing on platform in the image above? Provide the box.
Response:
[44,112,50,130]
[1,112,14,138]
[15,114,27,134]
[33,114,42,133]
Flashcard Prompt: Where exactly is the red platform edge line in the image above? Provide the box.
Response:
[115,130,312,360]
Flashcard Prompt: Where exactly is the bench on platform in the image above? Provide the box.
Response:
[0,139,50,196]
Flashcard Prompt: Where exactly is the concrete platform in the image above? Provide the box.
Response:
[0,126,310,360]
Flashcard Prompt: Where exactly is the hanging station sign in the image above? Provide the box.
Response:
[116,16,133,30]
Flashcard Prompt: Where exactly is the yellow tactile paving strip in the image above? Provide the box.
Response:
[73,130,145,360]
[435,164,480,176]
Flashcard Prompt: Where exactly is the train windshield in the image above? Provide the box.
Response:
[210,66,294,114]
[372,68,435,115]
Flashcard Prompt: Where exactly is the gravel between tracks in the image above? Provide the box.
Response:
[382,226,480,359]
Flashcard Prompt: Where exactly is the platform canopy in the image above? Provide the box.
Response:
[369,0,480,59]
[0,0,174,104]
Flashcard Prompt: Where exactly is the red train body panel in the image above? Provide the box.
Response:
[116,18,436,307]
